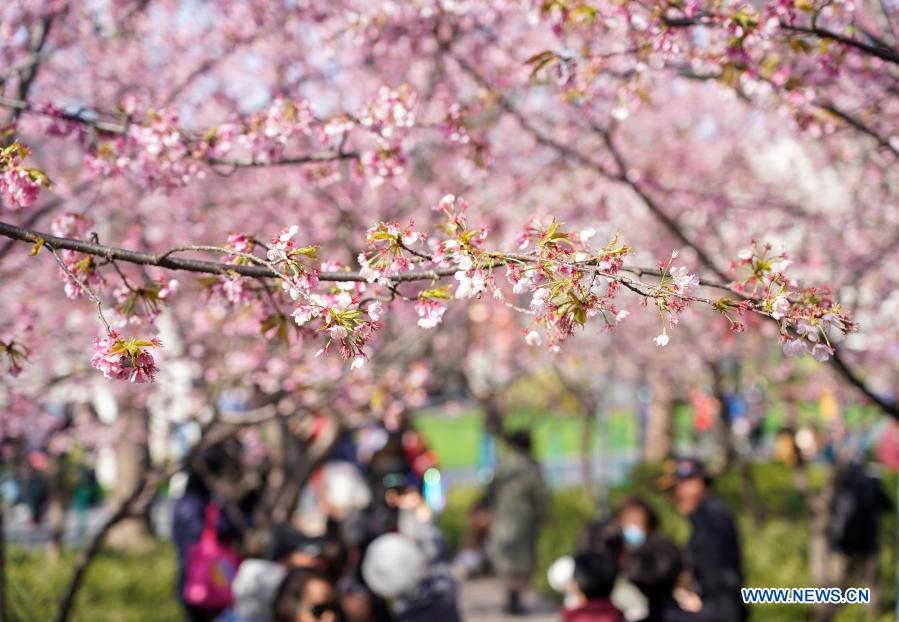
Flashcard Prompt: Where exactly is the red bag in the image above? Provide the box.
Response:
[182,502,240,610]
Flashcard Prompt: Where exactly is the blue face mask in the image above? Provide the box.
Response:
[622,524,646,548]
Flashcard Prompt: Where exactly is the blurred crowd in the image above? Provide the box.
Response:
[5,413,890,622]
[171,420,756,622]
[172,422,460,622]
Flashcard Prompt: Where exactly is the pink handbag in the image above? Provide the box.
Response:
[182,502,240,610]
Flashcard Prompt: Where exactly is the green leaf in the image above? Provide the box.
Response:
[419,285,452,300]
[291,245,318,258]
[133,339,161,348]
[574,306,587,326]
[26,167,52,188]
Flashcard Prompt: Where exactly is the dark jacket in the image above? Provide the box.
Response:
[641,596,717,622]
[686,496,745,622]
[828,464,892,555]
[563,598,624,622]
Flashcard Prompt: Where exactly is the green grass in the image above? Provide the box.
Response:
[415,406,639,468]
[7,542,181,622]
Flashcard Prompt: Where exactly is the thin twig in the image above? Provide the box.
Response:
[45,244,110,332]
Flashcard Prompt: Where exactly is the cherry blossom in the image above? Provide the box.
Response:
[416,297,448,329]
[0,2,890,415]
[0,142,49,211]
[358,85,418,142]
[90,331,162,383]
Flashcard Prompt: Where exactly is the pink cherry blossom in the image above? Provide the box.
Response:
[669,266,700,296]
[90,331,162,383]
[771,295,791,320]
[811,343,835,362]
[783,338,809,357]
[415,299,447,329]
[0,143,48,211]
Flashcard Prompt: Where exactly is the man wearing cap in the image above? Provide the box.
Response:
[661,459,746,622]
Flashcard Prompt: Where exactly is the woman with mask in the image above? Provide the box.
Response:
[578,499,660,622]
[615,498,659,551]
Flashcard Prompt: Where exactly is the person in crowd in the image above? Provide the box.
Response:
[72,459,100,542]
[269,520,371,621]
[612,500,657,622]
[614,498,659,552]
[330,442,416,622]
[385,476,461,622]
[562,550,625,622]
[23,451,48,527]
[576,515,625,555]
[565,514,647,621]
[452,496,492,579]
[216,560,287,622]
[173,445,244,622]
[626,538,714,622]
[356,466,460,622]
[550,518,621,611]
[273,568,343,622]
[485,429,549,615]
[269,523,329,570]
[827,456,892,610]
[661,459,745,622]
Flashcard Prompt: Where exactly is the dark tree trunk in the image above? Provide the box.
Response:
[794,462,841,622]
[644,370,673,462]
[709,361,764,527]
[106,404,153,551]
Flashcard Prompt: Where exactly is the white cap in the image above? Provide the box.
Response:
[322,461,371,516]
[362,533,427,598]
[547,555,575,593]
[232,559,287,620]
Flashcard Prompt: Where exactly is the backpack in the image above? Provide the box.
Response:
[183,502,240,610]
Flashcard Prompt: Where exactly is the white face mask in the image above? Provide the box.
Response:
[622,524,646,548]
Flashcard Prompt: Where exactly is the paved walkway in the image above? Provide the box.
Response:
[459,577,558,622]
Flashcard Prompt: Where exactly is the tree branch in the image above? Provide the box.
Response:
[0,219,456,282]
[828,349,899,418]
[661,14,899,66]
[0,96,359,168]
[816,102,899,157]
[781,22,899,66]
[0,220,731,298]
